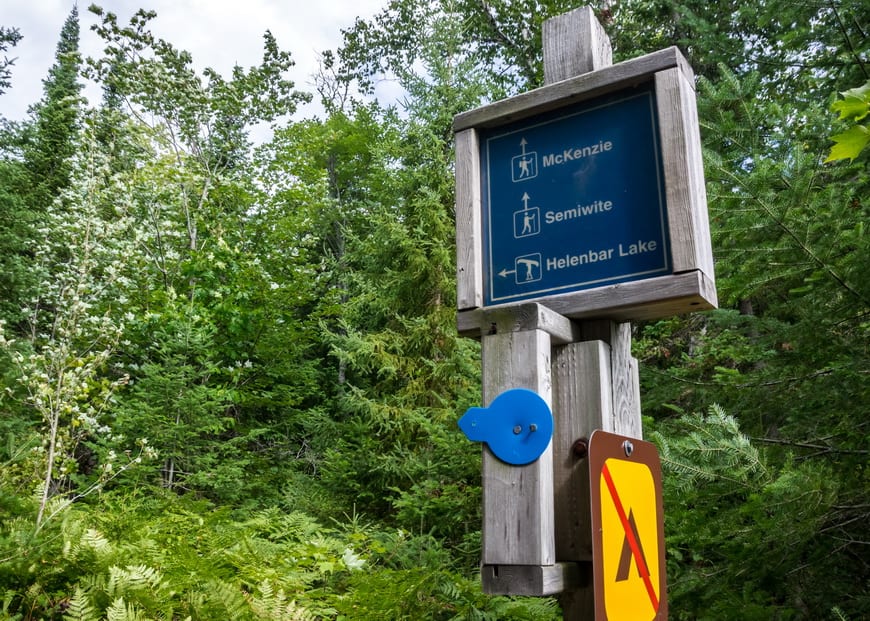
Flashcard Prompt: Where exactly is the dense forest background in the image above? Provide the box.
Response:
[0,1,867,619]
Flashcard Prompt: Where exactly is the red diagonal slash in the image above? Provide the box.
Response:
[602,462,660,612]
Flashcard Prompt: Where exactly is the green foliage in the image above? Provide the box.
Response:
[651,405,767,492]
[24,7,84,206]
[312,117,483,542]
[63,588,99,621]
[112,302,235,494]
[0,10,83,333]
[699,65,869,317]
[1,1,867,619]
[333,566,559,620]
[0,26,22,96]
[0,143,36,327]
[0,120,158,526]
[339,0,551,101]
[827,80,870,162]
[652,407,862,619]
[86,4,310,171]
[0,489,557,620]
[255,101,484,546]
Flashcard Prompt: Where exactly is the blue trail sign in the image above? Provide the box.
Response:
[480,85,670,306]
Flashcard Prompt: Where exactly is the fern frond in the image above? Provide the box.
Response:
[63,587,99,621]
[106,564,165,599]
[250,581,316,621]
[197,579,250,620]
[105,597,146,621]
[436,576,461,601]
[487,594,560,619]
[66,527,112,562]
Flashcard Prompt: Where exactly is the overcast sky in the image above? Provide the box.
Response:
[1,0,393,123]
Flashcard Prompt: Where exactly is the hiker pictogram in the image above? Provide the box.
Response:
[511,138,538,182]
[514,192,541,238]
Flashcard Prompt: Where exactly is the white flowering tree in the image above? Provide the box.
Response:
[0,121,154,526]
[68,7,317,499]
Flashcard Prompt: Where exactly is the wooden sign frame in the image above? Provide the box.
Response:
[455,46,716,334]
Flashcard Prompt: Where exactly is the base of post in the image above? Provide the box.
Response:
[481,562,589,596]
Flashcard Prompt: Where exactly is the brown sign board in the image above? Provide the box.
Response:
[588,430,667,620]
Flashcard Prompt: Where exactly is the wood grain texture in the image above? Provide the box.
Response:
[482,303,580,345]
[454,47,686,132]
[678,67,714,277]
[454,129,483,309]
[543,6,612,83]
[552,340,612,562]
[655,68,715,279]
[481,562,586,596]
[481,328,554,565]
[609,322,643,438]
[457,271,718,337]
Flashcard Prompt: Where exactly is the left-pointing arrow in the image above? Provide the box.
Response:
[499,268,516,278]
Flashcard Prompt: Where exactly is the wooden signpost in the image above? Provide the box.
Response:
[454,6,716,619]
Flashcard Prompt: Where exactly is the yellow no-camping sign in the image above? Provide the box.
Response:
[589,430,667,620]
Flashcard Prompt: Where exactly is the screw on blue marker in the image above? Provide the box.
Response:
[458,388,553,465]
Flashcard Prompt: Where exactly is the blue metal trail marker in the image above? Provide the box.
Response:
[459,388,553,466]
[481,85,671,306]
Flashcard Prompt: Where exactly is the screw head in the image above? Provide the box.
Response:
[623,440,634,457]
[513,425,523,435]
[572,438,588,459]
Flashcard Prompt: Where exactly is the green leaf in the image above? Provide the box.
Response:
[831,94,869,122]
[825,125,870,163]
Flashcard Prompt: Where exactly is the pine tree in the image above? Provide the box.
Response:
[0,11,82,330]
[0,129,33,327]
[24,6,83,206]
[0,25,22,95]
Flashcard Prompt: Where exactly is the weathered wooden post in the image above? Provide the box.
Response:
[454,6,715,618]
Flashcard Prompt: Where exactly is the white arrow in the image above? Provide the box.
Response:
[499,268,516,278]
[521,192,531,210]
[520,137,528,154]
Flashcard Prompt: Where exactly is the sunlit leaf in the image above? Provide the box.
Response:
[825,125,870,163]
